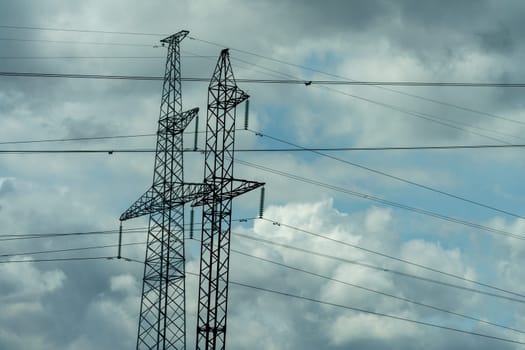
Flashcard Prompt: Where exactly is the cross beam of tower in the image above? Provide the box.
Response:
[194,49,264,350]
[119,30,199,350]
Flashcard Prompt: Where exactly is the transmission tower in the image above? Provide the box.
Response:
[193,49,264,350]
[119,30,205,350]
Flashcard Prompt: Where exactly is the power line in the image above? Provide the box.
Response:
[2,71,525,87]
[2,133,525,151]
[0,241,145,259]
[320,85,520,144]
[230,54,525,132]
[205,44,520,143]
[0,130,213,146]
[234,158,525,241]
[0,219,258,243]
[382,88,525,126]
[0,149,165,155]
[193,37,524,143]
[249,129,525,220]
[0,256,116,263]
[252,218,525,299]
[0,227,146,242]
[121,257,525,346]
[4,235,520,335]
[0,133,156,145]
[2,149,521,239]
[25,27,501,126]
[0,55,214,60]
[1,250,522,345]
[190,36,525,126]
[0,37,156,47]
[5,222,522,302]
[3,238,523,307]
[5,148,517,240]
[2,31,523,133]
[231,248,525,335]
[227,278,525,346]
[231,51,520,143]
[0,73,521,143]
[0,71,164,80]
[15,247,520,346]
[0,25,166,36]
[3,31,523,130]
[232,232,525,304]
[0,233,519,344]
[3,143,525,155]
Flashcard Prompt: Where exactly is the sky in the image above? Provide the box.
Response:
[1,0,525,349]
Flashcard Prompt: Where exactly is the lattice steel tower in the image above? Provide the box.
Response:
[193,49,264,350]
[120,30,204,350]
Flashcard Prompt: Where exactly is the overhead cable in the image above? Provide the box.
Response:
[252,218,525,299]
[228,278,525,346]
[232,232,525,304]
[249,129,525,220]
[234,158,525,241]
[231,248,525,335]
[4,236,521,335]
[190,35,525,125]
[1,133,525,150]
[2,71,525,87]
[0,256,116,263]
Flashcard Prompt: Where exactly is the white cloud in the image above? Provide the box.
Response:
[0,260,65,299]
[1,1,524,349]
[329,312,421,345]
[229,199,509,349]
[110,273,137,292]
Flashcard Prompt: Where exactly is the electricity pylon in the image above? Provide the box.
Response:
[120,30,205,350]
[193,49,264,350]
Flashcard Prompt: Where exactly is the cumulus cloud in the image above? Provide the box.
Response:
[226,199,515,349]
[0,260,65,299]
[0,1,524,349]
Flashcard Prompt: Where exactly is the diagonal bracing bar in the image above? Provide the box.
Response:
[194,49,264,350]
[120,30,197,350]
[121,182,210,221]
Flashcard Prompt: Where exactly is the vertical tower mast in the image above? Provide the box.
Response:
[120,30,200,350]
[194,49,263,350]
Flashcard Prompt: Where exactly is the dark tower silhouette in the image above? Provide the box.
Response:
[120,30,204,350]
[193,49,263,350]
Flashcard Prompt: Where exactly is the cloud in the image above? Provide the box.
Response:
[0,1,524,349]
[0,178,15,197]
[0,259,65,299]
[329,312,420,346]
[227,199,512,349]
[0,260,66,350]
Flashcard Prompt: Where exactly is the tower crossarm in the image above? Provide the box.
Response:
[207,87,249,112]
[161,30,189,45]
[181,182,213,204]
[191,179,263,207]
[120,182,211,221]
[119,185,159,221]
[158,107,199,136]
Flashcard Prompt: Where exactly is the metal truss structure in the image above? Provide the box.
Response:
[194,49,264,350]
[120,30,201,350]
[120,35,262,349]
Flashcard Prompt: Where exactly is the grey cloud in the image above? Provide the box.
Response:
[0,179,15,196]
[61,116,115,138]
[477,23,514,54]
[1,1,524,349]
[269,0,394,35]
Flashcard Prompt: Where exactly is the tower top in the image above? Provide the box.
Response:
[160,30,189,44]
